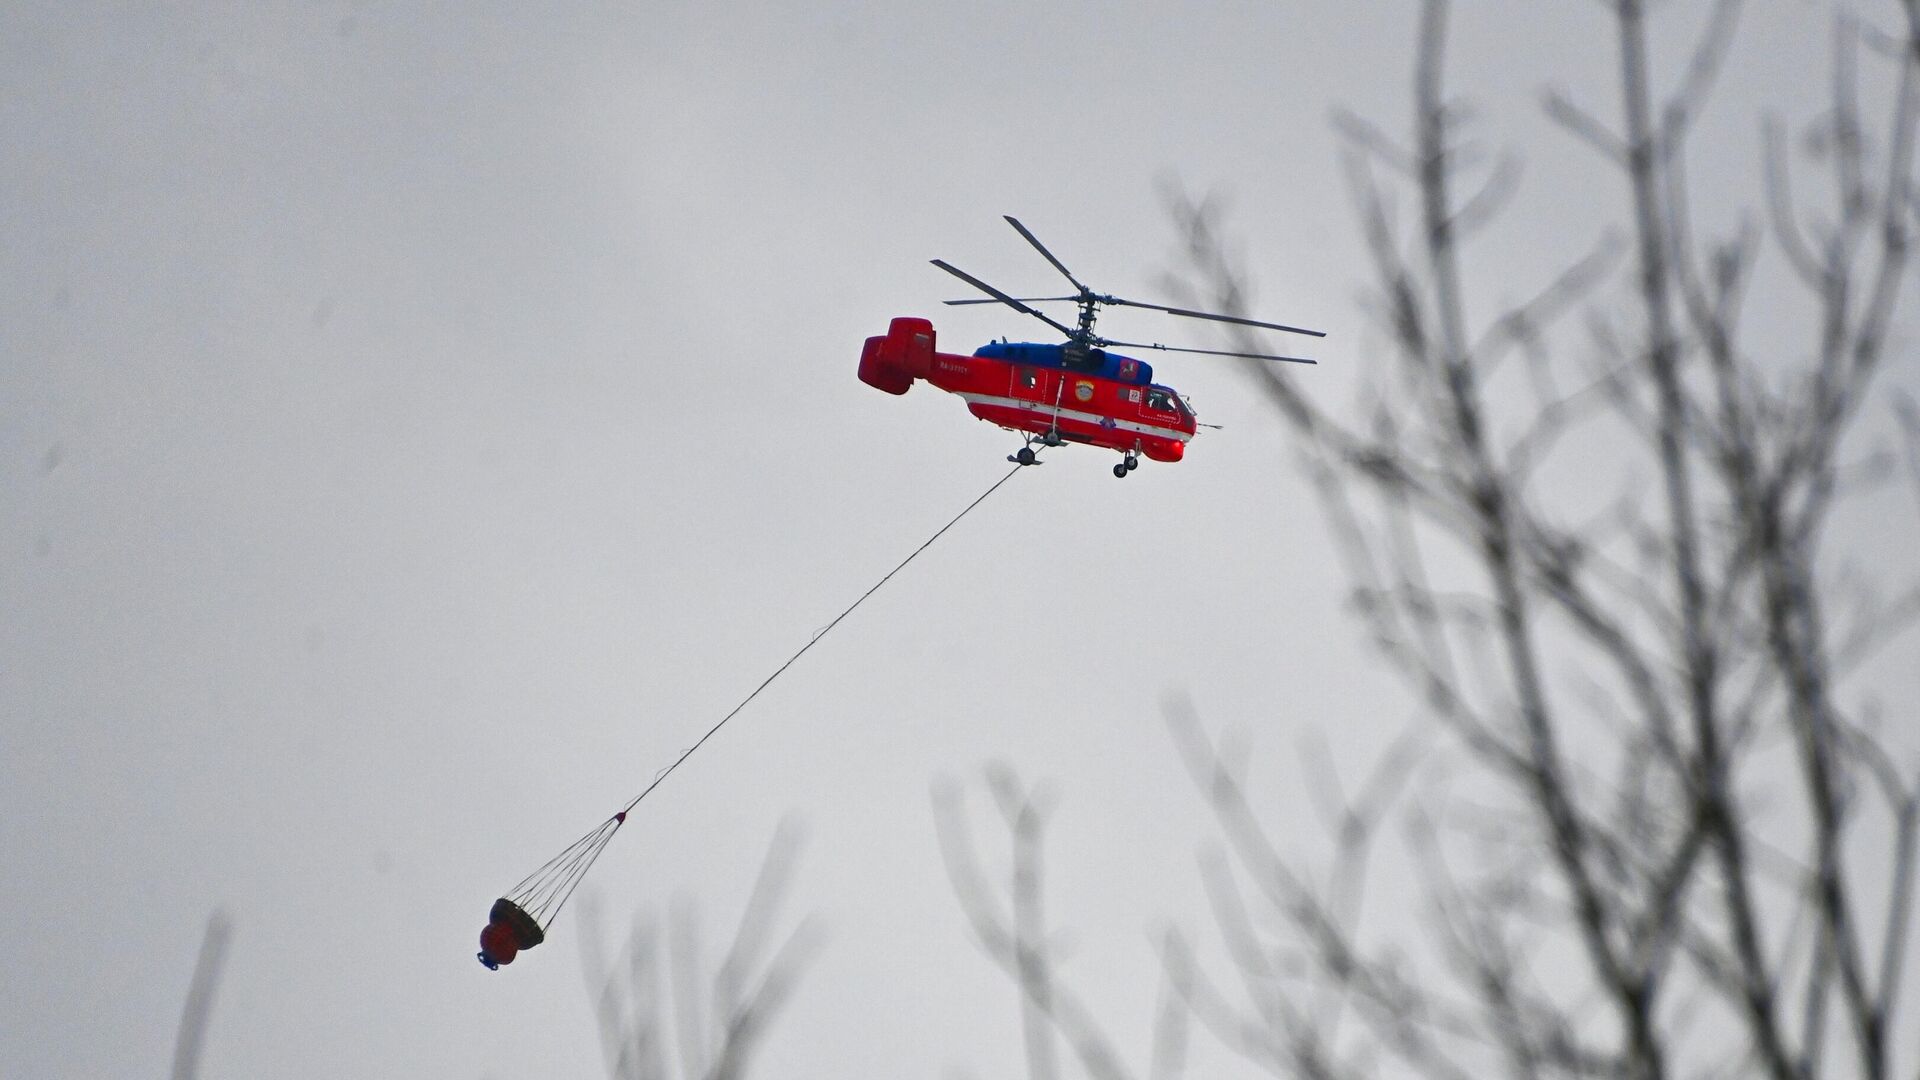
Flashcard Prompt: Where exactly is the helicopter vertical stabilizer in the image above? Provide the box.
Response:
[858,316,935,394]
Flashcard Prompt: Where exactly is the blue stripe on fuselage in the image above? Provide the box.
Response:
[970,341,1154,386]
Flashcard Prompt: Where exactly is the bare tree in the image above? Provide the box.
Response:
[578,818,823,1080]
[953,2,1920,1078]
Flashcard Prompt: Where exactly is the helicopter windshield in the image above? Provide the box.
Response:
[1145,387,1186,414]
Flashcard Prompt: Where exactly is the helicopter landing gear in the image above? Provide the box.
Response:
[1009,426,1063,465]
[1009,436,1044,467]
[1112,452,1139,478]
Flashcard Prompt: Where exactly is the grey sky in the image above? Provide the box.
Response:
[5,2,1916,1077]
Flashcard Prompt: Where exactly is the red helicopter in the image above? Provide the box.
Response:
[859,216,1323,477]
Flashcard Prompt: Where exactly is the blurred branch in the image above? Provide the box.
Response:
[1143,0,1920,1078]
[1545,89,1628,164]
[169,910,234,1080]
[580,820,822,1080]
[933,767,1153,1080]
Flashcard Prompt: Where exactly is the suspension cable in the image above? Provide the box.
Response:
[509,463,1026,926]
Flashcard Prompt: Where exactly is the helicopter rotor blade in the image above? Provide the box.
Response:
[1099,339,1319,365]
[1106,297,1325,338]
[930,259,1078,338]
[942,295,1081,306]
[1003,216,1092,295]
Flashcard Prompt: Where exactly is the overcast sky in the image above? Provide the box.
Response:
[5,3,1917,1078]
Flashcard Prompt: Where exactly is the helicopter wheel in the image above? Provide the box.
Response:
[1042,430,1063,447]
[1124,453,1139,472]
[1015,447,1037,467]
[1113,462,1130,479]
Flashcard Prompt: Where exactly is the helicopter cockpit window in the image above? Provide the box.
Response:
[1146,389,1175,412]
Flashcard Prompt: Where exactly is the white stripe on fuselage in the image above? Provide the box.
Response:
[952,392,1194,442]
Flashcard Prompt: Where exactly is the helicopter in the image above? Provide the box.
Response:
[858,216,1323,477]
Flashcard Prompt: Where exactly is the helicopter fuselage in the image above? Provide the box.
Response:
[859,317,1196,462]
